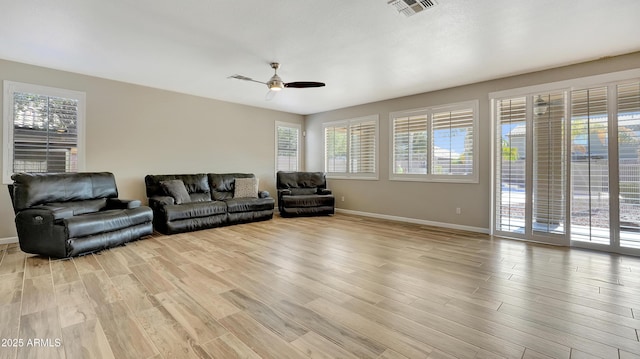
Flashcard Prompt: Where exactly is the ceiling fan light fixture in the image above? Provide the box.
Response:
[267,74,284,91]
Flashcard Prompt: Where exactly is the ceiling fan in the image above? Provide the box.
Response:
[229,62,325,93]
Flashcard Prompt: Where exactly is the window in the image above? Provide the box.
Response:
[570,87,609,245]
[275,122,301,171]
[390,100,478,183]
[617,81,640,249]
[323,115,378,179]
[491,68,640,255]
[495,92,567,236]
[3,81,85,184]
[495,97,527,233]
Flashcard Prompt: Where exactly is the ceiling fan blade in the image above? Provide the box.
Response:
[265,90,277,101]
[285,81,326,88]
[229,74,266,84]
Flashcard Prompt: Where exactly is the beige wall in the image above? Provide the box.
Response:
[0,59,303,239]
[305,52,640,231]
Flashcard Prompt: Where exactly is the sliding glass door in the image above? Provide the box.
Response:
[618,82,640,249]
[533,92,566,237]
[495,92,568,244]
[495,97,527,234]
[570,87,610,245]
[493,78,640,255]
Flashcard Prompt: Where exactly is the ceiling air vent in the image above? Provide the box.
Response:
[388,0,437,17]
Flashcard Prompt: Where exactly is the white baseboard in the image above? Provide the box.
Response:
[0,237,18,245]
[335,208,490,234]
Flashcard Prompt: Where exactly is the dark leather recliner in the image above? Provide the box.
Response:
[9,172,153,258]
[276,171,335,217]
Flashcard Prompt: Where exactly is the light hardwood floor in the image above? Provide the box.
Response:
[1,213,640,359]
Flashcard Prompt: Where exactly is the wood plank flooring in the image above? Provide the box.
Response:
[1,213,640,359]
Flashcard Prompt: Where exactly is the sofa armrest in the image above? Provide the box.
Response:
[278,189,292,196]
[15,208,68,258]
[149,195,175,209]
[276,189,288,212]
[259,190,271,199]
[317,188,332,195]
[15,208,61,229]
[34,206,75,221]
[106,198,141,209]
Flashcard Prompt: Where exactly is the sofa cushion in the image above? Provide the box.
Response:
[44,199,109,216]
[189,193,211,203]
[65,207,153,238]
[209,173,255,200]
[106,198,142,209]
[276,171,326,189]
[281,194,335,208]
[163,201,227,221]
[145,174,209,198]
[234,178,258,198]
[161,180,191,204]
[225,197,275,213]
[290,188,317,196]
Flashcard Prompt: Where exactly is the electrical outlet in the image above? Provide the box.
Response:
[456,207,461,215]
[341,196,345,202]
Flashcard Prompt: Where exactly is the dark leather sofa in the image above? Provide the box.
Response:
[145,173,274,234]
[9,172,153,258]
[276,171,335,217]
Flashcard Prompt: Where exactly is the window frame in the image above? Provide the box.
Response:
[275,121,302,172]
[389,100,479,183]
[323,114,379,180]
[2,81,86,184]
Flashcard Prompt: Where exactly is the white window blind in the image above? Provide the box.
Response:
[276,122,300,171]
[349,119,376,174]
[432,108,474,175]
[617,82,640,249]
[495,97,527,233]
[391,100,478,182]
[570,87,609,245]
[323,115,378,178]
[324,123,348,173]
[393,113,428,174]
[3,81,85,184]
[532,92,566,235]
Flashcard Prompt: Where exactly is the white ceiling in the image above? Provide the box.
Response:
[1,0,640,115]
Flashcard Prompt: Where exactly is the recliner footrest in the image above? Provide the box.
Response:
[281,194,335,208]
[65,207,153,238]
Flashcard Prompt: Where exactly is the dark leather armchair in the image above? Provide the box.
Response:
[9,172,153,258]
[276,171,335,217]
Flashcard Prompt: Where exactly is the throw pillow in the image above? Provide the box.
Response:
[160,179,191,204]
[234,177,258,198]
